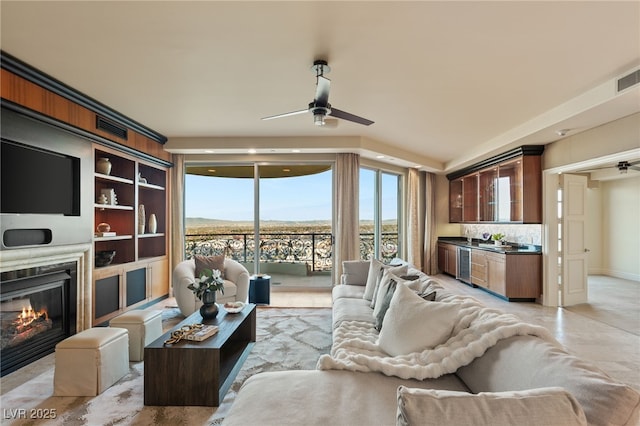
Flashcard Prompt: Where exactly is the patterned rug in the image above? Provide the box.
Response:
[0,307,332,425]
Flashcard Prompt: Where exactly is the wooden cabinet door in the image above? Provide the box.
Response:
[438,243,448,273]
[446,244,458,275]
[148,258,169,299]
[471,250,487,287]
[462,175,479,222]
[486,252,506,296]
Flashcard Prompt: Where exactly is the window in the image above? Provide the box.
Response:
[359,167,402,261]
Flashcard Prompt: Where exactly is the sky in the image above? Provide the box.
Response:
[185,167,398,222]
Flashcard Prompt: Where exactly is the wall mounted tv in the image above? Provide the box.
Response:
[1,139,81,216]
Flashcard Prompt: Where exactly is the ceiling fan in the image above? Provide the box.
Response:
[262,60,374,127]
[584,160,640,174]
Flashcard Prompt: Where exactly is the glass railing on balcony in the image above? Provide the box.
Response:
[184,232,398,272]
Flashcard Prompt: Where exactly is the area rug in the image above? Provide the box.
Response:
[0,307,332,425]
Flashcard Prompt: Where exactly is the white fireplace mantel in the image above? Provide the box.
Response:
[0,243,93,331]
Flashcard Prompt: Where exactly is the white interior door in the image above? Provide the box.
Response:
[561,174,589,306]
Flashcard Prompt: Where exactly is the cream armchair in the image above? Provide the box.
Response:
[172,258,250,317]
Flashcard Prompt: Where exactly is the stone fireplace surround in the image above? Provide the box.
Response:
[0,243,93,333]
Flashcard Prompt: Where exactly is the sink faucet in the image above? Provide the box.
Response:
[465,229,472,244]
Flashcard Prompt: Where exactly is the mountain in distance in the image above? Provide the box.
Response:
[186,217,335,228]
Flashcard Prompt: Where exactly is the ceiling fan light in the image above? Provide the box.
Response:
[314,112,326,126]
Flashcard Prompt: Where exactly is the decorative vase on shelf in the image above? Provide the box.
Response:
[138,204,145,234]
[96,157,112,175]
[148,213,157,234]
[199,290,219,319]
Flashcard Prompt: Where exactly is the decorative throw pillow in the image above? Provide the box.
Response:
[372,271,425,331]
[396,386,588,426]
[370,264,408,309]
[378,283,459,356]
[363,259,385,301]
[194,254,226,279]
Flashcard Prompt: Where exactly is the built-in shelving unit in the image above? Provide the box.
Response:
[93,145,169,324]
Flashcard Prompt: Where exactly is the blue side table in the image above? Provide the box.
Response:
[249,274,271,305]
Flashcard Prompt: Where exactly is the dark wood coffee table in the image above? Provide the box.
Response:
[144,303,256,406]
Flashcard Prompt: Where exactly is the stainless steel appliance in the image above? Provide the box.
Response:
[456,246,472,284]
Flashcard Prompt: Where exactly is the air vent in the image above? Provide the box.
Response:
[96,116,128,140]
[617,69,640,93]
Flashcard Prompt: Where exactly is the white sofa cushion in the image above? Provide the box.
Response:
[341,260,370,285]
[378,283,459,356]
[363,259,407,302]
[372,271,420,331]
[396,386,587,426]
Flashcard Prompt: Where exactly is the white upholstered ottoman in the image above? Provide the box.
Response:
[54,327,129,396]
[110,310,163,361]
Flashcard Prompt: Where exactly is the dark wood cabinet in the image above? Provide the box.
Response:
[447,146,543,223]
[438,242,458,276]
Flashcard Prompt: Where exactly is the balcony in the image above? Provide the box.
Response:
[184,232,399,289]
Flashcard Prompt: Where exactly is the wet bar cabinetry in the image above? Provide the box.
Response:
[438,239,541,302]
[447,146,544,223]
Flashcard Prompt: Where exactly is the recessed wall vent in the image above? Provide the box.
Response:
[617,69,640,93]
[96,116,128,140]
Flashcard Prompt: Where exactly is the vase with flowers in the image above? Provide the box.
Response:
[188,268,225,319]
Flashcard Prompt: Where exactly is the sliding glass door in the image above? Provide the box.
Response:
[184,163,333,289]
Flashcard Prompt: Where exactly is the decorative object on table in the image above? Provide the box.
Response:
[188,268,225,319]
[491,233,505,246]
[138,204,145,234]
[96,157,112,175]
[148,213,157,234]
[95,250,116,267]
[224,301,245,314]
[138,172,147,184]
[100,188,117,205]
[163,323,219,346]
[482,233,491,241]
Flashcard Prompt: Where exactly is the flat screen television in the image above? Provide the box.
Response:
[1,139,81,216]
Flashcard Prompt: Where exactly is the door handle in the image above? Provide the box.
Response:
[584,248,591,253]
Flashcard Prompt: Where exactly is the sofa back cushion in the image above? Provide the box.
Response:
[341,260,370,286]
[456,335,640,426]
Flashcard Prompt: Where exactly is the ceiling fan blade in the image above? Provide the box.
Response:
[629,160,640,166]
[261,109,308,121]
[630,166,640,172]
[329,107,374,126]
[315,75,331,106]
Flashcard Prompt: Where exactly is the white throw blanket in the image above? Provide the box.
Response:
[317,293,556,380]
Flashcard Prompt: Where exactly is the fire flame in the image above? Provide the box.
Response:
[15,305,48,332]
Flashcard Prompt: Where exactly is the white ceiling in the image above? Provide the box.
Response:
[1,1,639,173]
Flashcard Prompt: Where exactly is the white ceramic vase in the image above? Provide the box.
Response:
[148,214,157,234]
[96,157,112,175]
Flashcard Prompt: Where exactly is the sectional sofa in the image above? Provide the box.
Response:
[223,259,639,426]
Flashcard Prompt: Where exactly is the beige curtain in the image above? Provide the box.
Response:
[423,172,438,275]
[334,153,360,281]
[406,168,425,269]
[170,154,185,289]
